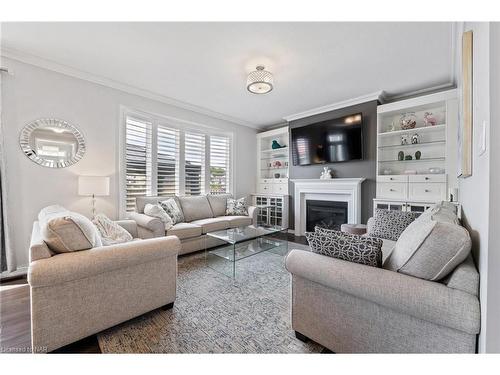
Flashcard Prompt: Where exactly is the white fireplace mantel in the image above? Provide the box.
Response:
[291,178,366,236]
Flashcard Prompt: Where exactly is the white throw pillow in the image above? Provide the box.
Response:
[144,203,174,230]
[38,205,103,253]
[92,213,134,246]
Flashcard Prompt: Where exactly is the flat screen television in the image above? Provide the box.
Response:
[291,113,363,166]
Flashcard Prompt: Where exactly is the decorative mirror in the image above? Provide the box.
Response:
[19,118,86,168]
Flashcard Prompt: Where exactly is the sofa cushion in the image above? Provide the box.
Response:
[178,195,214,222]
[38,205,103,253]
[368,209,420,241]
[384,204,471,281]
[160,198,185,224]
[305,227,383,267]
[166,222,203,240]
[222,215,252,228]
[207,194,232,217]
[190,217,229,234]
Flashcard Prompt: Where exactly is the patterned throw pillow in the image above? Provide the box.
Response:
[92,213,133,246]
[368,209,420,241]
[305,227,383,267]
[159,198,184,224]
[226,197,248,216]
[144,203,174,230]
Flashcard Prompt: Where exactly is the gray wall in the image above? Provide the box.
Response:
[288,100,378,229]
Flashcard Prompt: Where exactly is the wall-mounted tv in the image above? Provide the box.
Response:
[291,113,363,166]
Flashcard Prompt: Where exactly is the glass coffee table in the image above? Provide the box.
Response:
[204,225,288,278]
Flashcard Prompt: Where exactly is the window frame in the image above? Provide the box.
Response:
[119,106,234,218]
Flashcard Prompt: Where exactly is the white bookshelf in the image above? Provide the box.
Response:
[375,89,458,211]
[256,127,289,195]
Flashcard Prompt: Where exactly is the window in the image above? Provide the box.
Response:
[124,117,152,212]
[209,135,231,194]
[123,112,232,212]
[184,132,205,195]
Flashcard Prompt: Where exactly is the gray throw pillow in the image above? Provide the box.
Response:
[368,209,420,241]
[306,227,383,267]
[226,197,248,216]
[159,198,184,224]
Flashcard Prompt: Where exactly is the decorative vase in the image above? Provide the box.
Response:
[271,140,282,149]
[415,151,422,160]
[423,112,437,126]
[400,112,417,130]
[274,173,280,178]
[398,151,405,161]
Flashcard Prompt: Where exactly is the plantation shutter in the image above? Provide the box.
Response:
[157,125,180,196]
[125,117,152,212]
[209,135,231,194]
[184,132,205,195]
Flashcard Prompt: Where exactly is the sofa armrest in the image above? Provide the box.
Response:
[129,212,164,238]
[248,205,258,225]
[28,236,180,288]
[116,219,138,238]
[285,249,480,335]
[30,222,54,262]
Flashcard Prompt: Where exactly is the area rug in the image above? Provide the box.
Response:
[97,242,324,353]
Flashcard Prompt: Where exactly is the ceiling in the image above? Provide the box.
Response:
[1,22,455,128]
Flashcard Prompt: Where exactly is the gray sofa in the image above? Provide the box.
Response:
[29,218,179,353]
[285,203,480,353]
[129,194,257,255]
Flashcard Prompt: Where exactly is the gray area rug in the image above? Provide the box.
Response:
[97,242,323,353]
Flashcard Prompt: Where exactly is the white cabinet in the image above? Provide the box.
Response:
[375,89,457,210]
[252,194,289,229]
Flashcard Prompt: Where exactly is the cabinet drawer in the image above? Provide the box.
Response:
[259,184,272,193]
[376,182,407,200]
[377,175,408,183]
[408,183,446,202]
[408,174,447,183]
[272,184,288,195]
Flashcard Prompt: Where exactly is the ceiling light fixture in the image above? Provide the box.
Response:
[246,65,273,94]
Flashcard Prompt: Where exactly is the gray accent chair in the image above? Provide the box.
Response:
[129,194,258,255]
[285,203,480,353]
[28,219,180,353]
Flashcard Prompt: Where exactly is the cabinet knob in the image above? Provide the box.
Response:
[425,177,429,180]
[390,177,394,180]
[425,189,430,192]
[390,189,395,192]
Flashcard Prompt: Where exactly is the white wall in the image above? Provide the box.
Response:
[455,22,500,353]
[0,57,257,271]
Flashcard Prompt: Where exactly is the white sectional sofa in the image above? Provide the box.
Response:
[129,194,258,255]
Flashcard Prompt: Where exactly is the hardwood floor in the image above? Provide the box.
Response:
[0,280,101,353]
[0,235,309,354]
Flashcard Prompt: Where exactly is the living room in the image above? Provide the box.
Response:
[1,1,500,372]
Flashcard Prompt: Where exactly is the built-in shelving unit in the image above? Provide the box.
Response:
[256,127,289,195]
[375,89,458,212]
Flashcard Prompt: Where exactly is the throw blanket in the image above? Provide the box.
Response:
[92,214,133,246]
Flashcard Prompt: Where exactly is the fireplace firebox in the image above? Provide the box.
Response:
[306,200,348,232]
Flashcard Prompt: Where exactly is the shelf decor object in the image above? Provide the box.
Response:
[458,30,473,178]
[375,89,459,212]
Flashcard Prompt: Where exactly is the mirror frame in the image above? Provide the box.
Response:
[19,118,86,168]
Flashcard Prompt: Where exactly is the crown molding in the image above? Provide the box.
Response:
[283,90,386,122]
[1,47,259,129]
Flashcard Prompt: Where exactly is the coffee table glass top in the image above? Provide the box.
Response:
[206,225,285,245]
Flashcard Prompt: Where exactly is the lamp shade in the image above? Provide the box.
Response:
[78,176,110,196]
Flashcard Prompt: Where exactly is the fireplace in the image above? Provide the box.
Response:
[306,200,348,232]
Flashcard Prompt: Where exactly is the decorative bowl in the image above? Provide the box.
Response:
[400,112,417,130]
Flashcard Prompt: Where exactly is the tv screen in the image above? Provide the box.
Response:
[291,113,363,166]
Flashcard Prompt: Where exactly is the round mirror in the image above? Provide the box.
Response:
[19,118,86,168]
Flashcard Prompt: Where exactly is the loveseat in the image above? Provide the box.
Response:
[129,194,257,255]
[29,211,179,353]
[285,202,480,353]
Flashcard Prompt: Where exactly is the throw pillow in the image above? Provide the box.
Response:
[368,209,420,241]
[38,206,103,253]
[306,227,383,267]
[159,198,184,224]
[226,197,248,216]
[92,214,134,246]
[144,203,174,230]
